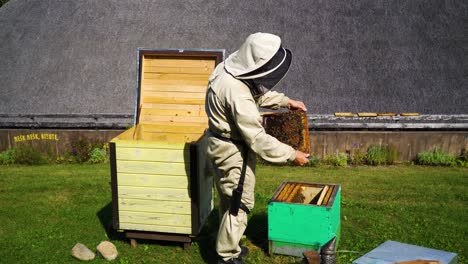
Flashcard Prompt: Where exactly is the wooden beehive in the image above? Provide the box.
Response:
[268,181,341,257]
[109,49,223,246]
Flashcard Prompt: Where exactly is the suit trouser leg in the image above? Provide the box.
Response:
[209,140,256,261]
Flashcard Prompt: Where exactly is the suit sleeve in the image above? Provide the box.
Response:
[230,93,296,163]
[256,91,290,109]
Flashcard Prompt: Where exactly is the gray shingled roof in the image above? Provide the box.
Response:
[0,0,467,128]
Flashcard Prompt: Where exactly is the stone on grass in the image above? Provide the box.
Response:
[71,243,95,261]
[97,241,118,261]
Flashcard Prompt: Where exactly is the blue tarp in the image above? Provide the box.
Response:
[353,240,457,264]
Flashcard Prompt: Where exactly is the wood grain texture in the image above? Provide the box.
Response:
[136,131,204,142]
[143,57,216,68]
[335,112,354,117]
[139,115,207,124]
[143,83,207,93]
[118,186,190,201]
[117,160,188,176]
[119,198,191,214]
[144,66,214,75]
[116,147,189,162]
[286,184,302,202]
[358,112,378,117]
[316,186,329,205]
[119,211,191,226]
[142,103,204,110]
[141,123,206,133]
[118,173,189,188]
[113,140,187,149]
[141,96,205,105]
[321,186,334,206]
[143,91,206,99]
[140,108,207,117]
[111,126,137,141]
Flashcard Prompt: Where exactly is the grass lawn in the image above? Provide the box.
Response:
[0,164,466,264]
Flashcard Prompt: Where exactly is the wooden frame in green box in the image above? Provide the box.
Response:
[268,182,341,257]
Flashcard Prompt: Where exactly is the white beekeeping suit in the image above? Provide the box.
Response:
[205,32,309,264]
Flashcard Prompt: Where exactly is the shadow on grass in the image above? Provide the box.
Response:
[96,202,126,241]
[245,211,269,253]
[196,208,220,264]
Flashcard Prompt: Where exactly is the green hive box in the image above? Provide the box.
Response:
[268,181,341,257]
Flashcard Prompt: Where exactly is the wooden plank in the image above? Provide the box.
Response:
[143,73,210,81]
[400,113,421,116]
[144,66,214,75]
[119,198,191,214]
[141,96,205,105]
[316,186,329,205]
[136,131,204,142]
[119,222,191,235]
[286,184,302,202]
[110,126,137,141]
[114,139,187,150]
[143,91,206,99]
[335,112,354,117]
[140,108,207,117]
[116,148,189,162]
[142,103,203,111]
[276,183,291,201]
[377,112,397,116]
[141,124,206,134]
[142,83,207,93]
[321,186,334,206]
[118,173,189,188]
[143,57,216,68]
[142,78,209,87]
[301,186,322,204]
[116,160,189,176]
[358,112,378,117]
[139,115,207,124]
[118,186,191,201]
[280,183,296,202]
[119,211,191,227]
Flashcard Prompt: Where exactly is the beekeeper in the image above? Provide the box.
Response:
[205,32,310,264]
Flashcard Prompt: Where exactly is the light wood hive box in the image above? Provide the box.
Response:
[109,49,223,244]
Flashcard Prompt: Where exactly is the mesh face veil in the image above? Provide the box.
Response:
[238,47,292,97]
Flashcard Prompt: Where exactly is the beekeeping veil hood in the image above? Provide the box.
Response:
[224,32,292,97]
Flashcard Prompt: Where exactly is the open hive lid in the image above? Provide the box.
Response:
[112,49,224,143]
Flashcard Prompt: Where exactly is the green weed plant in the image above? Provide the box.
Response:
[366,144,399,165]
[350,144,366,165]
[0,148,16,165]
[324,152,348,167]
[12,145,47,165]
[88,145,109,164]
[416,149,457,166]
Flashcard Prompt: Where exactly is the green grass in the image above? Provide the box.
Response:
[0,165,466,264]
